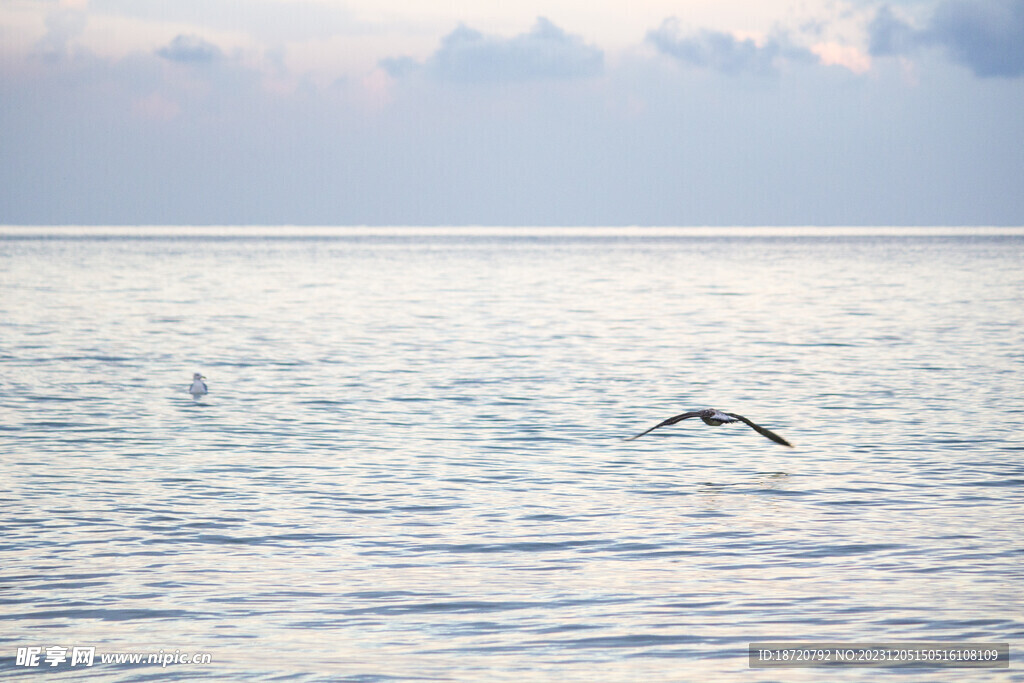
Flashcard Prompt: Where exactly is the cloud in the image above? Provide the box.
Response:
[33,8,88,62]
[811,42,871,73]
[646,19,816,75]
[384,17,603,83]
[867,6,917,57]
[156,34,224,64]
[868,0,1024,78]
[930,0,1024,77]
[378,55,419,79]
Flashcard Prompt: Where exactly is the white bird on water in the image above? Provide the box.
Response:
[189,373,208,401]
[626,408,792,447]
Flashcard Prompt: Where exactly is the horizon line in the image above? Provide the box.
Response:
[2,225,1023,238]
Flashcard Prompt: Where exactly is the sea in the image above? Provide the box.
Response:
[1,226,1022,681]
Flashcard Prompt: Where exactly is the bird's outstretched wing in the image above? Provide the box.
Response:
[725,412,792,447]
[624,411,703,441]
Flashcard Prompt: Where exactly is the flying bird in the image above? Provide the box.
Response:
[189,372,208,401]
[626,408,792,447]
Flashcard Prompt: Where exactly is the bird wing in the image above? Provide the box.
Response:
[624,411,703,441]
[725,412,792,447]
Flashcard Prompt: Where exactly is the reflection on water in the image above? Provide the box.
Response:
[1,228,1022,681]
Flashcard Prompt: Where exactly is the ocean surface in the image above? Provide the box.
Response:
[1,226,1022,681]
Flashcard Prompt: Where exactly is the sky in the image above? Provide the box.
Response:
[1,0,1022,226]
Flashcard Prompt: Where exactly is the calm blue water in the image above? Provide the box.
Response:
[1,227,1023,681]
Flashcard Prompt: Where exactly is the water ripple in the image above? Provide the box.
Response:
[1,232,1022,680]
